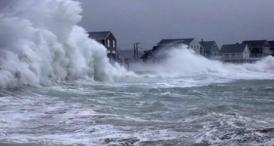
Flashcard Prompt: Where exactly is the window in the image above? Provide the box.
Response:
[113,40,116,48]
[107,40,110,48]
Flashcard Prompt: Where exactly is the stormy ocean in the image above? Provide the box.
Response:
[1,0,274,146]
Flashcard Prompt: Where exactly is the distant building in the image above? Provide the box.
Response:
[242,40,271,58]
[88,31,117,60]
[269,41,274,56]
[200,40,220,59]
[220,43,251,63]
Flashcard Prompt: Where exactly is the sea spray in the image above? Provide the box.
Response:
[132,45,274,80]
[0,0,133,89]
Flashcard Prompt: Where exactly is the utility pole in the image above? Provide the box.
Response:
[133,42,140,60]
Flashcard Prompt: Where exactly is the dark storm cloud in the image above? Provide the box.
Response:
[79,0,274,50]
[0,0,12,10]
[1,0,273,49]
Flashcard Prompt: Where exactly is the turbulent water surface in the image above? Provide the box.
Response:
[1,78,274,146]
[1,0,274,146]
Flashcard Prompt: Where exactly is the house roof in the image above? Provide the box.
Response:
[158,38,195,46]
[200,41,217,50]
[88,31,111,41]
[242,40,268,47]
[221,44,247,53]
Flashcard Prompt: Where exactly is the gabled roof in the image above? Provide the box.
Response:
[157,38,195,46]
[242,40,268,47]
[88,31,111,41]
[269,41,274,47]
[180,38,195,45]
[200,41,217,50]
[221,44,247,53]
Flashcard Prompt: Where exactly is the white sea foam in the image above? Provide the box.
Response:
[132,45,274,81]
[0,0,134,89]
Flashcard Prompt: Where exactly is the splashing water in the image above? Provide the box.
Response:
[1,1,274,146]
[133,46,274,81]
[0,0,273,89]
[0,0,133,89]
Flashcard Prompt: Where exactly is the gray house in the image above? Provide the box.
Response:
[242,40,271,58]
[269,41,274,56]
[221,43,250,63]
[88,31,117,60]
[200,41,219,59]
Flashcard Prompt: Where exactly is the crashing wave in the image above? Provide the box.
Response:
[132,46,274,80]
[0,0,133,89]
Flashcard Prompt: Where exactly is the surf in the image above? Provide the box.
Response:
[0,0,133,89]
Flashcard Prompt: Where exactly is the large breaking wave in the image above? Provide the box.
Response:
[0,0,273,90]
[0,0,132,89]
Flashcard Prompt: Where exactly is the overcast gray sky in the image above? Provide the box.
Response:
[79,0,274,50]
[1,0,274,50]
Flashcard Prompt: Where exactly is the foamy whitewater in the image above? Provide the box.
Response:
[1,0,274,146]
[0,0,132,89]
[133,47,274,84]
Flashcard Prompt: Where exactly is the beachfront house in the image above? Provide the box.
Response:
[88,31,117,60]
[269,41,274,56]
[242,40,271,58]
[200,40,220,59]
[220,43,250,63]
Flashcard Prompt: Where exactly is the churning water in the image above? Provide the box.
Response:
[1,0,274,146]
